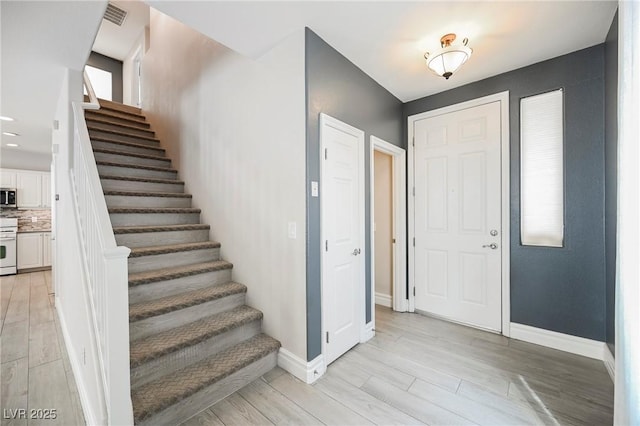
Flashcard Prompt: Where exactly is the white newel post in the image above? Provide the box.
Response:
[104,246,133,425]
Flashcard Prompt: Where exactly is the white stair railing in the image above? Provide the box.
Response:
[69,70,133,425]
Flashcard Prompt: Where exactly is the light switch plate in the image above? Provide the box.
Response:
[288,222,297,239]
[311,181,319,197]
[31,217,37,223]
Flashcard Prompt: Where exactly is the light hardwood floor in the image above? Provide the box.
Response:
[186,306,613,426]
[1,272,613,425]
[1,271,84,426]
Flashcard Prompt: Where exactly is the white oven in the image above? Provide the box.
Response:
[0,218,18,275]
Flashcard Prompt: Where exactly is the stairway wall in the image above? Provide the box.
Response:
[141,10,307,360]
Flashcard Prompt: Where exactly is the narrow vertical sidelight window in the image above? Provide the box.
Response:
[520,89,564,247]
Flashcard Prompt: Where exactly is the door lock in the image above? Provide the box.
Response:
[352,248,361,256]
[490,229,498,236]
[482,243,498,249]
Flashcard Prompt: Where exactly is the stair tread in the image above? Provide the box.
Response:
[109,207,200,214]
[100,175,184,184]
[113,224,207,234]
[97,98,143,116]
[104,190,191,198]
[131,333,280,422]
[130,305,263,367]
[86,116,154,133]
[91,136,165,153]
[96,160,177,173]
[130,241,221,258]
[129,260,233,286]
[130,281,246,322]
[87,108,148,124]
[88,125,160,142]
[93,148,169,162]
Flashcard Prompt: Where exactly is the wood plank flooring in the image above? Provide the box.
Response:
[187,306,613,426]
[2,272,613,425]
[0,271,84,426]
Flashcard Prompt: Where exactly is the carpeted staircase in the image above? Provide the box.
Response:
[86,99,281,425]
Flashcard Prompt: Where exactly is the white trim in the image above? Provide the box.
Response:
[375,292,393,308]
[319,113,366,365]
[407,91,511,336]
[277,348,326,384]
[603,344,615,383]
[56,308,105,426]
[361,321,375,343]
[510,323,605,360]
[370,136,408,314]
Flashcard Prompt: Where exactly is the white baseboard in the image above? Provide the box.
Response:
[603,344,615,382]
[56,309,104,426]
[375,292,392,308]
[277,348,326,384]
[510,323,605,360]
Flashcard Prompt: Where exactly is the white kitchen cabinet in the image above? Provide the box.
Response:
[16,171,42,208]
[42,233,51,267]
[1,170,16,188]
[17,233,43,269]
[41,174,51,208]
[17,232,51,270]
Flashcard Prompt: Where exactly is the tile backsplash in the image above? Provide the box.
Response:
[0,208,51,232]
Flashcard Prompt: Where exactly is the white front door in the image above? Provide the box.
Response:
[413,101,502,331]
[320,114,365,365]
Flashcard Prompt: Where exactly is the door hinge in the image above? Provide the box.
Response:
[325,240,328,251]
[324,148,327,160]
[412,137,415,147]
[326,332,329,343]
[413,237,415,247]
[412,187,415,196]
[413,287,416,297]
[392,238,396,243]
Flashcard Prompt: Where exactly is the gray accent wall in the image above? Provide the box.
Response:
[604,11,618,355]
[404,45,607,341]
[305,28,403,360]
[87,51,123,103]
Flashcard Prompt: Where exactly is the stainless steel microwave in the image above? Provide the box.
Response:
[0,188,17,208]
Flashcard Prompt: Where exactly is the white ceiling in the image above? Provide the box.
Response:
[149,1,617,102]
[0,1,617,160]
[0,1,106,157]
[93,0,150,61]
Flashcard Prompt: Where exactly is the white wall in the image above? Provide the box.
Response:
[373,150,393,301]
[142,10,307,360]
[1,149,51,171]
[52,68,108,425]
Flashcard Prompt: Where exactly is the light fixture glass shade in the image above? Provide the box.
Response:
[425,45,472,79]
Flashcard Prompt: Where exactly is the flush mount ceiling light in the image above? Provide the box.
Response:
[2,132,19,137]
[424,33,472,80]
[0,116,14,122]
[6,143,19,147]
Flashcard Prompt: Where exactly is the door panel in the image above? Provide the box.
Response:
[414,101,502,331]
[321,116,364,365]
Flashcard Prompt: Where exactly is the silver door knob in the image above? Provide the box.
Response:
[482,243,498,249]
[352,248,361,256]
[490,229,498,236]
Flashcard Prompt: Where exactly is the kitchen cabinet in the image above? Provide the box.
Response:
[1,170,16,188]
[17,232,51,270]
[41,175,51,208]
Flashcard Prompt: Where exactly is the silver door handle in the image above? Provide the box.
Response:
[482,243,498,249]
[352,248,361,256]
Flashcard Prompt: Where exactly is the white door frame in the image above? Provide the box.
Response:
[407,91,511,336]
[319,113,367,361]
[370,136,408,316]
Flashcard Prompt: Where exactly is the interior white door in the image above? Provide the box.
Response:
[414,101,502,331]
[321,114,364,365]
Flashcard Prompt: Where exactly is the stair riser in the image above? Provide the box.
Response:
[86,111,149,128]
[110,212,200,227]
[128,248,220,274]
[101,178,184,193]
[94,151,170,168]
[88,121,155,138]
[106,195,192,209]
[129,293,246,342]
[115,229,208,248]
[92,140,164,157]
[129,269,233,305]
[98,164,177,180]
[137,351,278,426]
[131,320,262,390]
[89,129,160,147]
